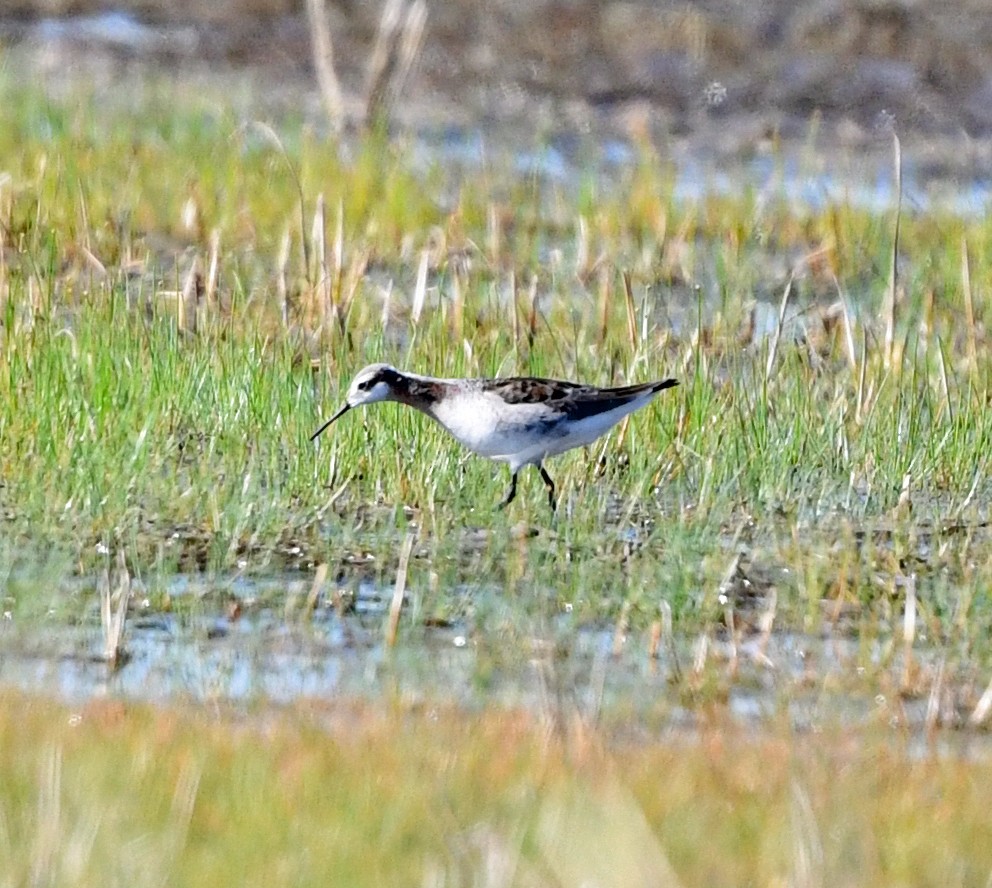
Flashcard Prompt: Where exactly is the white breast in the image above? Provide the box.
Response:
[430,391,555,461]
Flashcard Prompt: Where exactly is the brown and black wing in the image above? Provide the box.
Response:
[481,376,678,421]
[560,378,679,420]
[480,376,589,405]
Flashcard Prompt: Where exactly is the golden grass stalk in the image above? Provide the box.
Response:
[277,227,291,327]
[312,193,330,325]
[449,261,464,339]
[830,273,858,370]
[647,619,662,663]
[622,270,637,351]
[611,599,631,659]
[691,632,709,678]
[393,1,427,111]
[526,274,539,352]
[765,272,794,384]
[410,248,429,326]
[936,336,952,423]
[337,244,370,334]
[333,199,344,309]
[925,655,946,734]
[305,0,345,130]
[968,672,992,726]
[900,572,917,692]
[380,278,394,328]
[305,563,329,621]
[487,203,502,266]
[99,552,130,669]
[597,265,610,345]
[883,131,902,370]
[574,214,589,279]
[961,236,978,374]
[206,229,220,310]
[364,0,427,129]
[243,121,310,295]
[178,256,203,335]
[755,587,777,667]
[658,600,681,683]
[385,532,415,647]
[510,270,520,350]
[856,325,868,425]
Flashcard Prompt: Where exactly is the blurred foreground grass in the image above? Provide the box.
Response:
[2,689,991,887]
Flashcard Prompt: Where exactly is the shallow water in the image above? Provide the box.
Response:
[0,569,975,742]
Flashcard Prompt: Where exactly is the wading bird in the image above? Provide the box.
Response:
[312,363,678,511]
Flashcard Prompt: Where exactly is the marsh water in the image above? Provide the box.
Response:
[0,566,980,744]
[3,6,992,738]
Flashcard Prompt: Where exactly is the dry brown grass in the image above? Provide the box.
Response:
[1,689,991,887]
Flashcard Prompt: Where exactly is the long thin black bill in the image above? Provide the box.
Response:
[310,403,351,441]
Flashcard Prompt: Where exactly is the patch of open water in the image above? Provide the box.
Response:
[0,571,979,746]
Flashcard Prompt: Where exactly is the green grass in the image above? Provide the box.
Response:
[2,70,992,662]
[3,46,992,888]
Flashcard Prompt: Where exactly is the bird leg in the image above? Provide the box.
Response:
[538,464,557,512]
[498,471,518,509]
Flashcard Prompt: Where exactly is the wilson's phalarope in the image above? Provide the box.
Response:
[311,363,678,511]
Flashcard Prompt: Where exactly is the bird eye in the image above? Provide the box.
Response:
[357,379,372,391]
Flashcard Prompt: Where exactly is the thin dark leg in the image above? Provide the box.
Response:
[498,471,518,509]
[538,464,557,512]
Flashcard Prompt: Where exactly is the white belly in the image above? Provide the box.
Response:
[430,390,656,473]
[431,391,549,460]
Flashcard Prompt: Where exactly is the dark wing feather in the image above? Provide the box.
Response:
[480,376,678,420]
[480,377,588,404]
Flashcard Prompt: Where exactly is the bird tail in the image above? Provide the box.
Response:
[605,378,679,397]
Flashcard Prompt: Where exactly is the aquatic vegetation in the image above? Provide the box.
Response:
[0,69,991,715]
[1,36,992,888]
